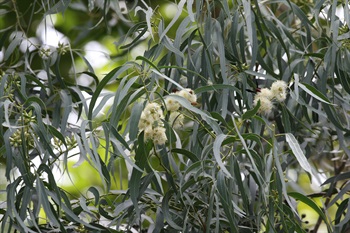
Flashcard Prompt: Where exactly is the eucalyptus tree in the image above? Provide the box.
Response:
[1,0,350,232]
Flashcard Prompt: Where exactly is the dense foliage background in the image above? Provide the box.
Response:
[1,0,350,232]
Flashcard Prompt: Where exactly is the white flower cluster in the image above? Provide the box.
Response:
[165,88,197,129]
[138,88,197,145]
[138,102,167,145]
[165,88,197,111]
[253,80,288,115]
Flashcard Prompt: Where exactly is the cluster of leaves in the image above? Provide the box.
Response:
[1,0,350,232]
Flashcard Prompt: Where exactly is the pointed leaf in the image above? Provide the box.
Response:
[285,133,314,178]
[298,82,333,105]
[213,134,232,178]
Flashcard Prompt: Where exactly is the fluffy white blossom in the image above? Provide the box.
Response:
[252,80,288,115]
[138,115,151,129]
[177,88,197,103]
[143,126,154,141]
[169,111,184,129]
[164,88,197,112]
[271,80,288,102]
[142,102,164,122]
[253,96,273,115]
[255,88,273,100]
[138,103,164,131]
[138,102,167,145]
[165,96,181,111]
[152,126,167,145]
[165,88,197,111]
[253,88,274,115]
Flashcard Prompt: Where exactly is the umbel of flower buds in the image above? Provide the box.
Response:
[138,102,167,145]
[164,88,197,129]
[138,88,197,145]
[253,80,288,115]
[165,88,197,111]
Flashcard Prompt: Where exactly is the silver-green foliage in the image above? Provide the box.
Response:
[1,0,350,232]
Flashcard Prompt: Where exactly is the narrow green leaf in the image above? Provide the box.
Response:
[19,187,31,222]
[110,137,143,173]
[108,123,130,150]
[162,191,183,230]
[285,133,314,179]
[195,84,241,95]
[216,171,238,232]
[187,0,195,22]
[159,0,186,40]
[298,82,333,105]
[120,25,148,49]
[171,148,199,162]
[328,182,350,208]
[79,197,95,216]
[272,139,298,217]
[281,105,291,133]
[129,132,150,215]
[213,134,232,178]
[322,171,350,186]
[47,125,67,149]
[91,92,114,119]
[36,177,60,226]
[88,66,122,121]
[99,155,111,191]
[113,199,133,217]
[323,103,347,131]
[37,164,61,205]
[80,71,100,85]
[87,187,100,206]
[128,102,143,141]
[205,186,215,233]
[153,207,165,233]
[4,36,21,61]
[135,1,154,39]
[334,198,350,228]
[110,87,146,126]
[151,68,185,90]
[47,190,102,230]
[45,0,71,15]
[6,178,36,233]
[232,116,264,186]
[211,112,229,127]
[242,101,260,120]
[288,192,332,232]
[233,159,249,212]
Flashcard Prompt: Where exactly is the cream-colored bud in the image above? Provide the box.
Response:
[177,88,197,103]
[144,126,154,141]
[152,126,167,145]
[165,97,181,111]
[138,114,152,130]
[144,102,163,119]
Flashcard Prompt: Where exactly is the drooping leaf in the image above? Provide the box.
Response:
[213,134,232,178]
[298,82,333,105]
[285,133,315,179]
